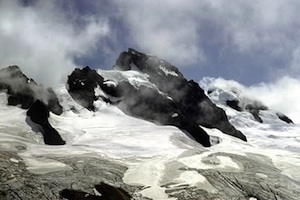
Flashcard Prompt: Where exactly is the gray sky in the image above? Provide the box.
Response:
[0,0,300,86]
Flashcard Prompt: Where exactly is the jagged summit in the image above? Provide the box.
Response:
[115,49,246,141]
[67,48,249,147]
[0,50,299,200]
[0,50,294,147]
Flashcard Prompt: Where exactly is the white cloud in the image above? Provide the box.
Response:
[1,0,300,87]
[0,0,109,86]
[200,76,300,124]
[113,0,205,66]
[247,77,300,124]
[112,0,300,78]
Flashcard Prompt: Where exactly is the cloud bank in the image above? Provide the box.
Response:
[0,0,109,86]
[247,77,300,124]
[200,77,300,124]
[113,0,300,82]
[1,0,300,89]
[115,0,300,123]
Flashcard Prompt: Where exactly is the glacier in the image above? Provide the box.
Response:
[0,49,300,200]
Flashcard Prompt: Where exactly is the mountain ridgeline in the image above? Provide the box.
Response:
[0,66,62,115]
[68,48,247,147]
[1,49,299,200]
[0,49,293,147]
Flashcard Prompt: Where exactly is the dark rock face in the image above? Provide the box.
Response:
[117,81,211,147]
[276,112,294,124]
[223,90,294,124]
[0,66,63,115]
[67,66,120,111]
[115,49,246,142]
[67,49,249,146]
[68,71,211,147]
[67,66,211,146]
[27,100,65,145]
[60,182,132,200]
[226,100,242,112]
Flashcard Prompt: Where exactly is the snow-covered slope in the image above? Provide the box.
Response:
[200,77,300,153]
[1,51,300,199]
[1,73,299,199]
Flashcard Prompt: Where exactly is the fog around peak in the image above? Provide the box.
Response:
[2,1,300,86]
[1,0,299,124]
[0,0,109,86]
[200,76,300,124]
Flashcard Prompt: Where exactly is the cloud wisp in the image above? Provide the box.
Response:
[1,0,300,88]
[200,76,300,124]
[113,0,300,82]
[0,0,109,86]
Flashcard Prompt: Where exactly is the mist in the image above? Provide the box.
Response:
[200,76,300,124]
[247,77,300,124]
[0,0,109,86]
[113,0,300,78]
[1,0,300,88]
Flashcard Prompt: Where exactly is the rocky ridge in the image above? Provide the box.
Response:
[206,85,294,124]
[67,49,247,147]
[0,49,298,200]
[0,65,62,115]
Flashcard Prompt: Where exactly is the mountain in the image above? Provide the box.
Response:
[0,49,299,199]
[67,49,246,147]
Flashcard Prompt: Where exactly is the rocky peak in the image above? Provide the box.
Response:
[67,49,247,147]
[67,66,120,111]
[115,49,246,141]
[0,66,62,115]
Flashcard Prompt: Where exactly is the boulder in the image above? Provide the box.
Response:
[60,182,132,200]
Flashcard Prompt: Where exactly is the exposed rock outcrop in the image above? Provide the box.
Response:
[117,81,211,147]
[60,182,132,200]
[209,86,294,124]
[67,66,211,146]
[276,112,294,124]
[27,100,65,145]
[67,49,248,146]
[67,66,121,111]
[115,49,246,141]
[0,66,63,115]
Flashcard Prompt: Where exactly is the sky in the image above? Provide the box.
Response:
[0,0,299,121]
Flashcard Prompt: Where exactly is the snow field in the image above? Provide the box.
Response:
[1,73,300,199]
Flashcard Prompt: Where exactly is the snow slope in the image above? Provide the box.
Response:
[1,71,300,199]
